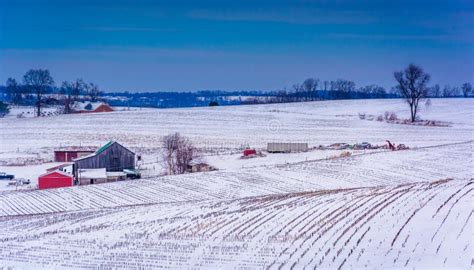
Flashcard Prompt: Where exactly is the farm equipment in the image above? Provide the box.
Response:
[241,149,266,159]
[124,169,141,179]
[8,178,30,186]
[386,140,410,151]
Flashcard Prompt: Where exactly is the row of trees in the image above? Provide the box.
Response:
[276,78,471,103]
[284,78,387,101]
[4,69,102,116]
[243,79,393,104]
[428,83,472,98]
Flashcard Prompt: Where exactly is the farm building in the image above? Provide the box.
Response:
[77,168,107,185]
[38,171,73,190]
[187,161,217,173]
[267,142,308,153]
[74,141,135,179]
[54,148,95,162]
[72,101,114,113]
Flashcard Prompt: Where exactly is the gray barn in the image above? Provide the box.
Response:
[74,141,135,177]
[267,142,308,153]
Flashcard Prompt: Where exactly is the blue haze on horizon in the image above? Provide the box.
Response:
[0,0,473,92]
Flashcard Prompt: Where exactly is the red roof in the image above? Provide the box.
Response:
[39,170,73,178]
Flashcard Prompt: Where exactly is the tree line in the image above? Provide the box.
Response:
[248,77,471,105]
[1,66,471,120]
[2,69,102,116]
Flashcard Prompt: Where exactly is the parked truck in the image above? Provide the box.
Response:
[0,172,15,180]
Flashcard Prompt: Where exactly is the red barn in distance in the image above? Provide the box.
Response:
[38,171,73,190]
[54,147,96,162]
[72,101,114,113]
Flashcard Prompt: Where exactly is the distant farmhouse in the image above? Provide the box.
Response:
[72,101,114,113]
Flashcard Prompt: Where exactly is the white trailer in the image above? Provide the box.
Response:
[267,143,308,153]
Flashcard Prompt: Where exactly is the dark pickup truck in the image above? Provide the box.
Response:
[0,172,15,180]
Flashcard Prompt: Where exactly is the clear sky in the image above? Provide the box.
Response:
[0,0,473,92]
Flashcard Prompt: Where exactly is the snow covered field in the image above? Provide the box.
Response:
[0,98,472,268]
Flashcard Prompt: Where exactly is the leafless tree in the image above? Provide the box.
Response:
[303,78,318,92]
[330,79,355,92]
[23,69,54,117]
[162,133,199,175]
[442,85,459,97]
[292,83,304,93]
[86,82,102,101]
[60,79,85,114]
[322,80,330,91]
[303,78,319,100]
[394,64,430,122]
[359,84,386,96]
[461,83,472,97]
[5,78,23,104]
[430,84,441,97]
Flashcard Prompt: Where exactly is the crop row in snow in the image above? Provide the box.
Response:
[0,179,471,269]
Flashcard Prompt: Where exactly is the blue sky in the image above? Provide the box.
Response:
[0,0,473,92]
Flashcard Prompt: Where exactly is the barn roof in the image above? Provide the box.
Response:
[54,146,96,152]
[46,163,73,172]
[95,141,115,155]
[39,170,73,178]
[73,141,134,161]
[73,101,108,112]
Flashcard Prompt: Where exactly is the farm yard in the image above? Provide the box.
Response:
[0,98,473,268]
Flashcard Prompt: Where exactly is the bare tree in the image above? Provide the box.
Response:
[322,80,330,91]
[162,133,199,175]
[85,82,102,102]
[60,79,85,114]
[303,78,318,91]
[5,78,23,104]
[394,64,430,122]
[461,83,472,98]
[359,84,386,97]
[292,83,304,93]
[23,69,54,117]
[442,85,459,97]
[302,78,319,100]
[430,84,441,97]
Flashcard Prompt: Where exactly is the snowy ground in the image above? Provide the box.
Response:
[0,98,472,268]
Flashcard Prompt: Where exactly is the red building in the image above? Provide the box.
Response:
[72,102,114,113]
[38,171,73,190]
[54,149,95,162]
[243,149,257,157]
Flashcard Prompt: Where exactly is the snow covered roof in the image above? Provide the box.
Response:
[106,171,126,177]
[74,141,134,162]
[46,163,73,172]
[78,168,107,179]
[189,160,209,166]
[72,101,107,112]
[39,170,73,178]
[54,146,96,152]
